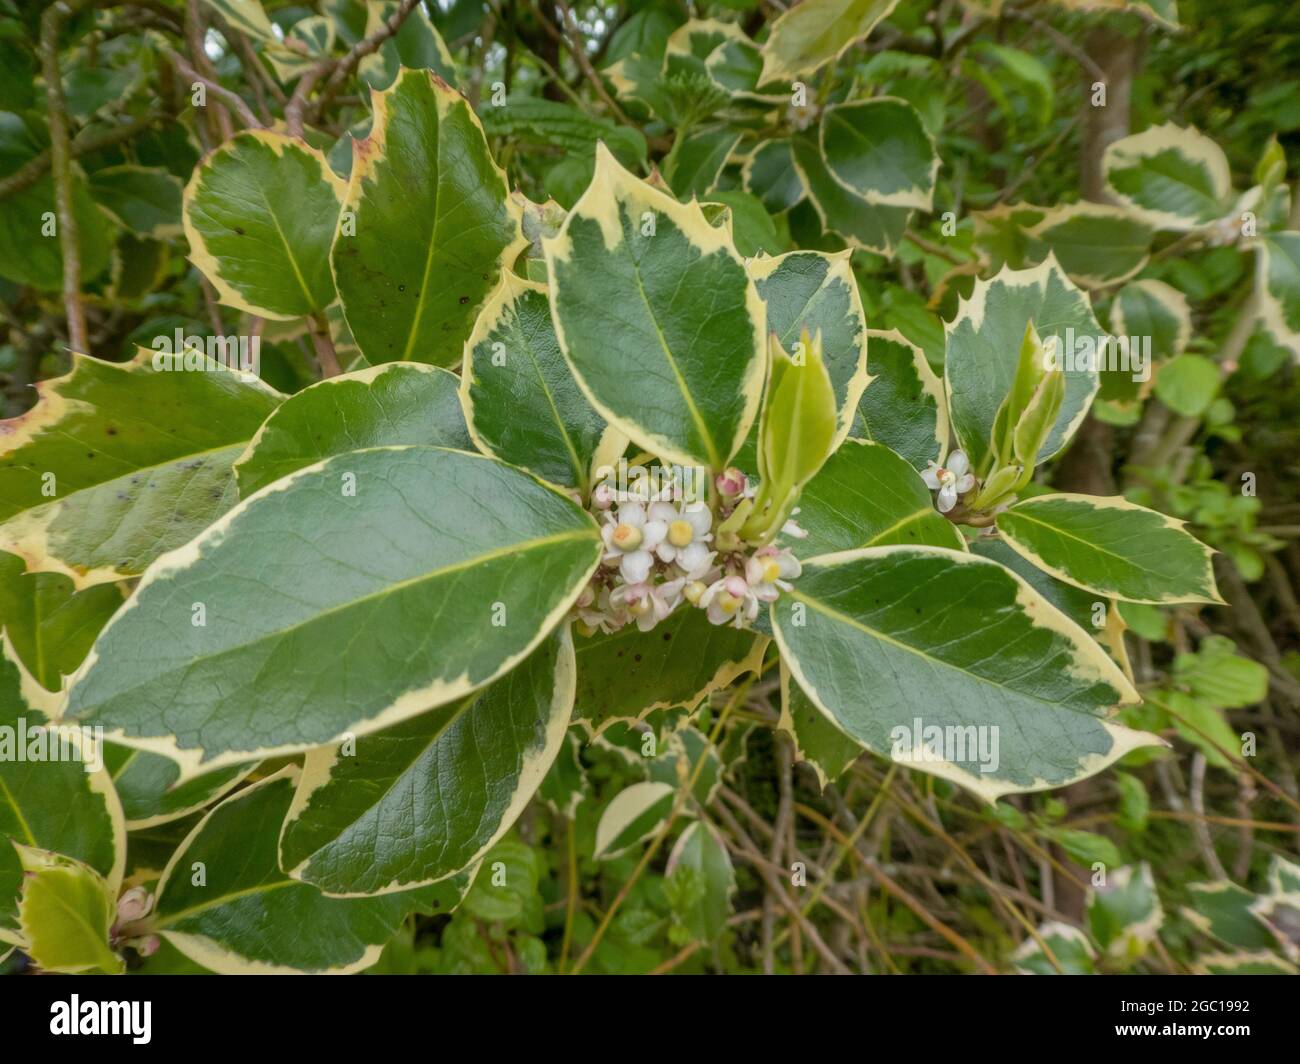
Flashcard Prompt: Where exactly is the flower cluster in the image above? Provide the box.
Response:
[573,469,803,635]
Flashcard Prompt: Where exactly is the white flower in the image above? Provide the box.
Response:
[921,450,976,513]
[745,546,801,603]
[601,501,667,584]
[651,500,715,578]
[700,574,759,629]
[115,886,152,925]
[612,579,684,632]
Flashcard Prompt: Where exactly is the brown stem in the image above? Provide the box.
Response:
[40,0,96,353]
[308,312,341,378]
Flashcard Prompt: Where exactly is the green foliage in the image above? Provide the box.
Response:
[0,0,1296,980]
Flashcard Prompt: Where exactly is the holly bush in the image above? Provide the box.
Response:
[1,0,1298,976]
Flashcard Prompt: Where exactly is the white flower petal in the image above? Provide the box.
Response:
[956,473,976,493]
[947,450,970,477]
[620,550,653,584]
[921,465,942,490]
[936,485,958,512]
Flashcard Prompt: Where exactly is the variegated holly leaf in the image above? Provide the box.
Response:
[333,69,525,366]
[743,139,806,214]
[1192,950,1297,975]
[1088,863,1163,963]
[1011,921,1097,975]
[573,607,766,737]
[1102,123,1233,231]
[63,447,601,780]
[594,780,677,860]
[14,845,123,974]
[89,165,184,240]
[1183,881,1277,951]
[0,551,122,692]
[665,125,742,198]
[647,725,723,806]
[791,131,910,255]
[820,97,938,210]
[234,362,470,497]
[102,743,253,830]
[944,258,1104,470]
[749,250,870,445]
[145,769,432,973]
[793,439,964,559]
[538,729,589,819]
[278,628,573,896]
[665,821,735,943]
[1104,278,1189,404]
[0,644,124,940]
[1268,854,1300,894]
[1022,203,1153,289]
[759,0,901,84]
[968,537,1098,634]
[1254,231,1300,358]
[773,546,1158,802]
[778,660,862,788]
[0,112,112,293]
[851,329,948,469]
[461,273,623,492]
[995,494,1222,605]
[184,130,345,320]
[359,0,458,90]
[545,144,765,470]
[0,351,281,588]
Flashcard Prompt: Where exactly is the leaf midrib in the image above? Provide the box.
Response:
[784,583,1110,716]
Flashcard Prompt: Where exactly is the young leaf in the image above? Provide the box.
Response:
[792,438,965,559]
[332,68,525,366]
[184,130,345,319]
[1102,122,1233,231]
[773,546,1158,802]
[545,143,765,470]
[0,351,280,588]
[234,362,470,497]
[461,273,623,492]
[749,250,870,445]
[944,258,1104,470]
[278,627,574,896]
[995,493,1222,604]
[851,329,948,470]
[63,447,601,780]
[14,845,123,975]
[758,331,837,501]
